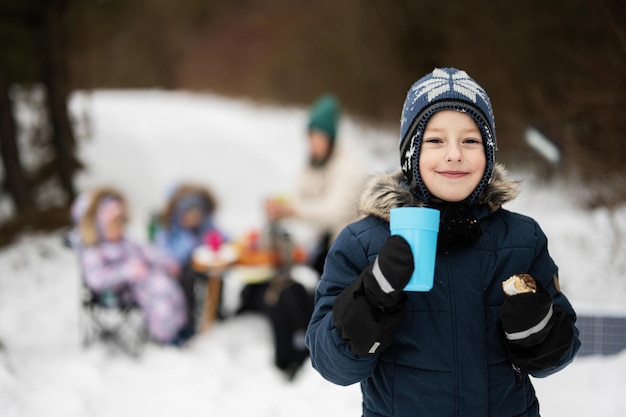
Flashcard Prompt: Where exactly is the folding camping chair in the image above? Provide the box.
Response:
[63,231,149,357]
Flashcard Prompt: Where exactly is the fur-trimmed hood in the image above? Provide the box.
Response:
[160,183,217,230]
[358,163,520,222]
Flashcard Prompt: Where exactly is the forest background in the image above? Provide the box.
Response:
[0,0,624,245]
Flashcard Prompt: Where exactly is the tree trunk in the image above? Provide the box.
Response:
[0,62,36,214]
[39,0,79,203]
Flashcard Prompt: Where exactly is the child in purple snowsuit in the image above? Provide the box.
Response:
[73,187,187,344]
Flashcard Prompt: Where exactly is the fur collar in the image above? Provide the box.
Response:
[358,163,520,221]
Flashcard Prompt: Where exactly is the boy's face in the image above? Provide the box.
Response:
[419,110,486,203]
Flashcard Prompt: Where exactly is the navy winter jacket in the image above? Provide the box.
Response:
[305,166,580,417]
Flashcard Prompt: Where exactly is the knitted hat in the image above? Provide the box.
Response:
[399,68,497,205]
[308,94,340,143]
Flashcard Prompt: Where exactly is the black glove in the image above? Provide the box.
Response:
[333,235,414,355]
[501,289,574,372]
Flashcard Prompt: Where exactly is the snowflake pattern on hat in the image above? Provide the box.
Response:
[401,69,495,144]
[399,68,497,205]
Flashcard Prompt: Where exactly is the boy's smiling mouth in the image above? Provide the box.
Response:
[437,170,469,178]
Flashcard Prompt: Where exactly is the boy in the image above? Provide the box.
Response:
[305,68,580,416]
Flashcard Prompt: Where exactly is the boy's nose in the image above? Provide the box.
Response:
[445,143,462,162]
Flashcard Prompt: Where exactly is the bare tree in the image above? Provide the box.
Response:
[38,0,79,202]
[0,0,82,245]
[0,63,35,215]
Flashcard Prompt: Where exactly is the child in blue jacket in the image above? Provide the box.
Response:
[154,183,225,329]
[305,68,580,416]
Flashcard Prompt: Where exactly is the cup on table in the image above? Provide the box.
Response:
[389,207,440,292]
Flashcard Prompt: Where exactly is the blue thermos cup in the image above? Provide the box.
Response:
[389,207,440,292]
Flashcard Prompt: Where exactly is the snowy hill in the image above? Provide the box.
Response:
[0,90,625,416]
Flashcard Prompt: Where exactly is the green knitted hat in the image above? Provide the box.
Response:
[307,94,340,143]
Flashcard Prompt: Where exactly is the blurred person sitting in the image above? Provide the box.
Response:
[262,94,367,380]
[72,187,188,345]
[264,94,367,277]
[153,183,226,327]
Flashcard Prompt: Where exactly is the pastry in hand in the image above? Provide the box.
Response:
[502,273,537,296]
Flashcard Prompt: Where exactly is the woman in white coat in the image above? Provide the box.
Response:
[265,94,367,276]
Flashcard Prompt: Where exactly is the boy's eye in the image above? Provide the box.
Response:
[464,138,482,144]
[424,138,442,144]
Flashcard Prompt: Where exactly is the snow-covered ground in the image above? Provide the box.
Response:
[0,90,625,416]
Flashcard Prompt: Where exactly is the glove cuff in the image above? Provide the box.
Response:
[333,275,406,355]
[363,261,407,312]
[501,292,555,348]
[372,258,395,294]
[504,303,554,343]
